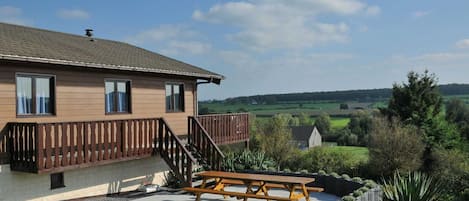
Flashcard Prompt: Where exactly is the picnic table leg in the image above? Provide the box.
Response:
[286,184,301,201]
[300,184,310,201]
[260,184,270,201]
[214,178,229,199]
[243,181,255,201]
[196,178,208,201]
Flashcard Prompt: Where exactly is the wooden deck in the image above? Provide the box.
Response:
[3,114,250,180]
[196,113,249,145]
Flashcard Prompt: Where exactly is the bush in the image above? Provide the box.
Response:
[364,180,377,188]
[341,174,350,180]
[291,147,359,175]
[382,172,443,201]
[431,148,469,200]
[352,190,363,197]
[341,195,355,201]
[352,177,363,183]
[368,117,425,177]
[221,150,276,172]
[358,187,369,193]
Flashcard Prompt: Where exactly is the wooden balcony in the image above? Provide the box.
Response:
[195,113,250,145]
[7,118,159,174]
[5,114,249,177]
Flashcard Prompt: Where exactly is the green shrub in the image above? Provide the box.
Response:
[364,180,377,188]
[300,169,309,174]
[352,177,363,183]
[431,148,469,200]
[382,171,443,201]
[341,174,350,180]
[330,172,340,178]
[358,187,369,193]
[221,150,276,172]
[341,195,355,201]
[368,117,425,177]
[352,190,363,197]
[318,170,327,175]
[293,147,358,174]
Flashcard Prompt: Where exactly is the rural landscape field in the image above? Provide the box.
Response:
[204,80,469,201]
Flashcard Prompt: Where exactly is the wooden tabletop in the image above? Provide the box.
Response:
[197,171,315,184]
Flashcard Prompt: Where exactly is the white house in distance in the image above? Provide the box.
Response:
[290,126,322,149]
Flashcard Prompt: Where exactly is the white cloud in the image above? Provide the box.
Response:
[412,10,430,18]
[126,25,211,56]
[0,6,30,25]
[161,41,211,55]
[57,9,90,20]
[127,25,198,45]
[456,39,469,49]
[365,6,381,16]
[193,0,378,51]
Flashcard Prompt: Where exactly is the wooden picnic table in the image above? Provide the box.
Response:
[183,171,321,201]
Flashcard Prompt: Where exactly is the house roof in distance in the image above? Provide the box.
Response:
[0,22,224,83]
[290,126,319,141]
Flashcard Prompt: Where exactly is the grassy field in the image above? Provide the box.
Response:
[330,117,350,129]
[256,116,350,130]
[322,146,369,163]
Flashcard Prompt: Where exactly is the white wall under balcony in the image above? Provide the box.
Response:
[0,156,169,201]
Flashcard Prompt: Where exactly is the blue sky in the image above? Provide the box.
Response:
[1,1,469,100]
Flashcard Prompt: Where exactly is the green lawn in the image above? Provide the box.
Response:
[330,117,350,129]
[322,146,369,163]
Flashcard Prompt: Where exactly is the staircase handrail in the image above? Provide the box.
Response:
[158,118,195,186]
[189,116,225,158]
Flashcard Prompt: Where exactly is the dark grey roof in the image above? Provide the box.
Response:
[0,22,223,83]
[290,126,318,141]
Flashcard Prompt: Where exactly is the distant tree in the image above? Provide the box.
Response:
[348,110,373,145]
[446,98,469,140]
[273,113,299,126]
[314,113,331,135]
[381,70,443,128]
[237,107,248,113]
[340,103,349,110]
[258,114,299,170]
[298,112,312,126]
[199,107,210,115]
[380,71,460,171]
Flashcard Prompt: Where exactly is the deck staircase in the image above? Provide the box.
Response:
[157,117,225,187]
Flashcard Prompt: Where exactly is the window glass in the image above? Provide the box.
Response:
[105,80,130,113]
[16,75,54,115]
[16,76,32,114]
[117,82,128,112]
[173,85,181,111]
[36,77,51,114]
[165,85,172,111]
[166,83,184,112]
[105,82,114,113]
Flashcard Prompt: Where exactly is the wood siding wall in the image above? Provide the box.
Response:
[0,61,196,157]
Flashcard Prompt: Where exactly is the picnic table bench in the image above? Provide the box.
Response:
[183,171,324,201]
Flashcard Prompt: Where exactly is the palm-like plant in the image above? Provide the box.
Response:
[382,171,443,201]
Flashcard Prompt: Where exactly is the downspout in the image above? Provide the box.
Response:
[195,79,213,117]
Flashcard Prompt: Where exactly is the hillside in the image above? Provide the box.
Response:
[214,83,469,104]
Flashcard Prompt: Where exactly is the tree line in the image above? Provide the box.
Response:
[211,83,469,104]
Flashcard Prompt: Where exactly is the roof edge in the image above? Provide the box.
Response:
[0,54,225,82]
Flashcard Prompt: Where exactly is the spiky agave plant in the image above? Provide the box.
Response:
[382,171,443,201]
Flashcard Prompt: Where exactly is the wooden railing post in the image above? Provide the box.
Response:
[36,124,43,172]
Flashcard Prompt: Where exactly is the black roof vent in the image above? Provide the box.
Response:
[85,29,94,41]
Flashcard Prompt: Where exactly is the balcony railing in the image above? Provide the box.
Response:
[8,119,159,173]
[196,113,250,145]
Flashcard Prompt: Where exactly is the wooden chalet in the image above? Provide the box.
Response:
[0,22,249,200]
